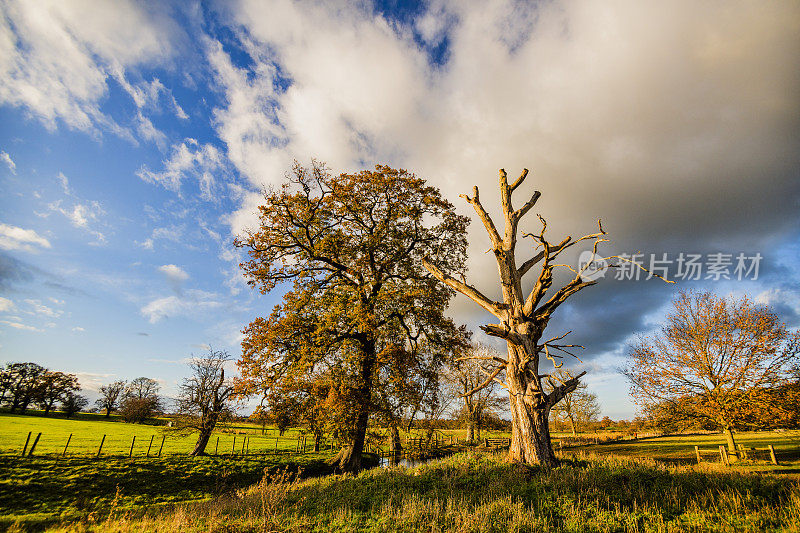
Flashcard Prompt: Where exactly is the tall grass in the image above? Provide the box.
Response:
[33,451,800,533]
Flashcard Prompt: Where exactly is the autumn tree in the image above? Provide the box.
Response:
[236,162,468,471]
[443,343,505,442]
[96,380,126,417]
[549,372,600,435]
[423,167,611,466]
[623,291,800,454]
[174,348,236,456]
[36,371,80,415]
[120,377,162,423]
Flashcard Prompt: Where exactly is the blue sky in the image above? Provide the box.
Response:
[1,1,799,418]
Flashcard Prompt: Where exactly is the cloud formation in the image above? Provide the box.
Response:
[0,0,177,139]
[0,223,51,252]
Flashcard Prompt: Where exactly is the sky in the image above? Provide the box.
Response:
[1,0,798,419]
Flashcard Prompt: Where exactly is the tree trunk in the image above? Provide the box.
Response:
[467,421,475,443]
[314,432,321,452]
[192,430,212,456]
[329,346,376,472]
[507,345,559,467]
[724,426,738,458]
[569,416,577,436]
[105,407,111,418]
[390,424,402,453]
[191,412,220,456]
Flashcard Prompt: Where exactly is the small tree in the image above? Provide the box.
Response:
[120,377,161,423]
[549,373,600,435]
[61,392,88,418]
[95,380,126,417]
[36,371,80,415]
[443,343,505,443]
[624,291,800,454]
[174,348,236,456]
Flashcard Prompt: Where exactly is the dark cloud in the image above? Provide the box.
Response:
[0,252,91,297]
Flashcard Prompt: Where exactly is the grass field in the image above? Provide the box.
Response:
[569,430,800,473]
[4,412,800,531]
[38,451,800,532]
[0,413,322,457]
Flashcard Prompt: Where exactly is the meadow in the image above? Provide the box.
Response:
[3,412,800,531]
[35,452,800,532]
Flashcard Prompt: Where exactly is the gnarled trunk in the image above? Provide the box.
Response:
[191,411,220,456]
[507,367,558,466]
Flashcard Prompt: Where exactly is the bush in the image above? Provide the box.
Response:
[119,397,160,423]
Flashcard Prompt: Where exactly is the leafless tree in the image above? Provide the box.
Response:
[424,167,615,466]
[549,371,600,435]
[96,380,126,417]
[443,343,505,442]
[174,347,236,456]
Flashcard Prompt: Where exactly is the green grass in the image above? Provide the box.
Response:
[0,453,339,530]
[569,430,800,473]
[0,414,318,457]
[39,451,800,532]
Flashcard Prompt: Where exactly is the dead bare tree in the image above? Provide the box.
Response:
[423,167,610,466]
[174,347,236,456]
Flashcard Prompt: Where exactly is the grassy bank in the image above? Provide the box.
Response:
[24,452,800,533]
[0,453,339,530]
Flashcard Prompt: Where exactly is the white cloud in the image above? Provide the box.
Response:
[0,151,16,173]
[158,264,189,282]
[49,297,65,305]
[0,0,176,140]
[74,372,115,392]
[0,319,43,332]
[24,298,63,318]
[140,289,223,323]
[0,222,51,251]
[48,194,107,244]
[0,297,15,312]
[72,326,85,332]
[136,138,227,200]
[55,172,73,195]
[206,1,800,328]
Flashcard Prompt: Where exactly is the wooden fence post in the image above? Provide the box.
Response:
[768,444,778,465]
[275,437,279,452]
[694,445,701,464]
[737,444,747,460]
[242,436,247,455]
[232,435,236,455]
[146,435,154,457]
[719,445,730,466]
[128,436,136,457]
[63,433,73,457]
[28,432,42,456]
[158,435,165,457]
[21,431,32,456]
[96,435,106,458]
[215,436,219,455]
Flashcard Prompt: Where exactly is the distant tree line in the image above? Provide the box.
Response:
[0,362,85,417]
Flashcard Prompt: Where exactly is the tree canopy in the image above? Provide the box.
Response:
[235,162,469,470]
[624,290,800,453]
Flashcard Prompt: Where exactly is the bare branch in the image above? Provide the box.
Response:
[422,258,507,320]
[509,168,528,192]
[462,364,505,397]
[460,186,502,248]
